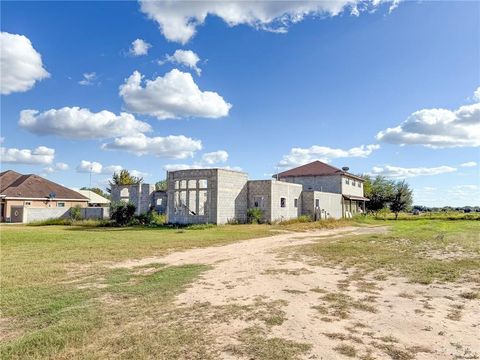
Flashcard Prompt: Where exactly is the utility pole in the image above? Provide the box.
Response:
[88,165,92,202]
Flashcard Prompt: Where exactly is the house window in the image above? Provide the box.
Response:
[345,178,350,185]
[352,180,356,186]
[199,179,208,188]
[280,197,286,208]
[358,182,362,188]
[315,199,320,208]
[188,180,197,189]
[24,201,32,206]
[253,196,265,209]
[57,202,65,207]
[294,198,298,208]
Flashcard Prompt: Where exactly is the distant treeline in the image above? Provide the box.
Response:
[412,205,480,213]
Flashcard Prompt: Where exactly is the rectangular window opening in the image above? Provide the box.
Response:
[280,197,286,208]
[253,196,265,209]
[198,190,207,216]
[294,198,298,208]
[188,190,197,215]
[57,202,65,207]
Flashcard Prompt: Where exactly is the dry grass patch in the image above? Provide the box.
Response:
[290,220,480,284]
[262,267,314,276]
[459,291,479,300]
[224,326,312,360]
[333,343,357,357]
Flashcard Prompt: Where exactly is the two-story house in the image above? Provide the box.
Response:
[275,161,369,218]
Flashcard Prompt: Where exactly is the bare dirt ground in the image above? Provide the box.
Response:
[112,226,480,360]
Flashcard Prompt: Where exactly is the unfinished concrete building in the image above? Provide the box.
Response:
[167,168,248,224]
[111,160,369,224]
[110,183,167,215]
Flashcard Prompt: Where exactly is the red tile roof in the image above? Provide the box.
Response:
[275,161,364,181]
[0,170,88,200]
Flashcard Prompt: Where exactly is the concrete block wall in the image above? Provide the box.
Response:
[216,169,248,224]
[316,192,343,219]
[153,191,167,214]
[247,180,272,222]
[301,191,315,218]
[167,169,219,224]
[110,184,155,215]
[279,175,342,194]
[247,180,302,223]
[270,180,303,222]
[301,191,344,219]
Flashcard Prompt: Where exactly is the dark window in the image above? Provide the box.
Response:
[315,199,320,208]
[294,198,298,208]
[280,197,286,208]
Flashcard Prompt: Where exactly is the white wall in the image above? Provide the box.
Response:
[23,207,108,223]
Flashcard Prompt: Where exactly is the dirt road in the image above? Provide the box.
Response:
[113,226,480,359]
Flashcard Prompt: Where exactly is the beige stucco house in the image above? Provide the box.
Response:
[0,170,88,223]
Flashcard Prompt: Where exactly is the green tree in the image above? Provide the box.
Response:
[390,180,413,220]
[107,170,143,193]
[155,180,167,191]
[363,175,395,215]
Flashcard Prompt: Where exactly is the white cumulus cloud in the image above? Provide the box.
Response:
[119,69,231,119]
[201,150,228,165]
[129,39,152,56]
[1,32,50,95]
[101,133,202,159]
[76,160,124,175]
[460,161,477,168]
[370,165,457,178]
[19,107,152,139]
[278,144,380,168]
[163,149,233,171]
[473,86,480,102]
[139,0,395,44]
[161,49,201,75]
[43,162,70,174]
[0,145,54,165]
[376,88,480,148]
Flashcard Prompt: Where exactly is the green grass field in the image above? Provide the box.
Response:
[1,219,479,359]
[1,224,275,359]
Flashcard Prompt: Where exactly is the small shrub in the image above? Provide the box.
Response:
[70,205,83,221]
[247,208,264,224]
[151,212,166,225]
[110,202,136,226]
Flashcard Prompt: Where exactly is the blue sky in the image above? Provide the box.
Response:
[1,0,479,206]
